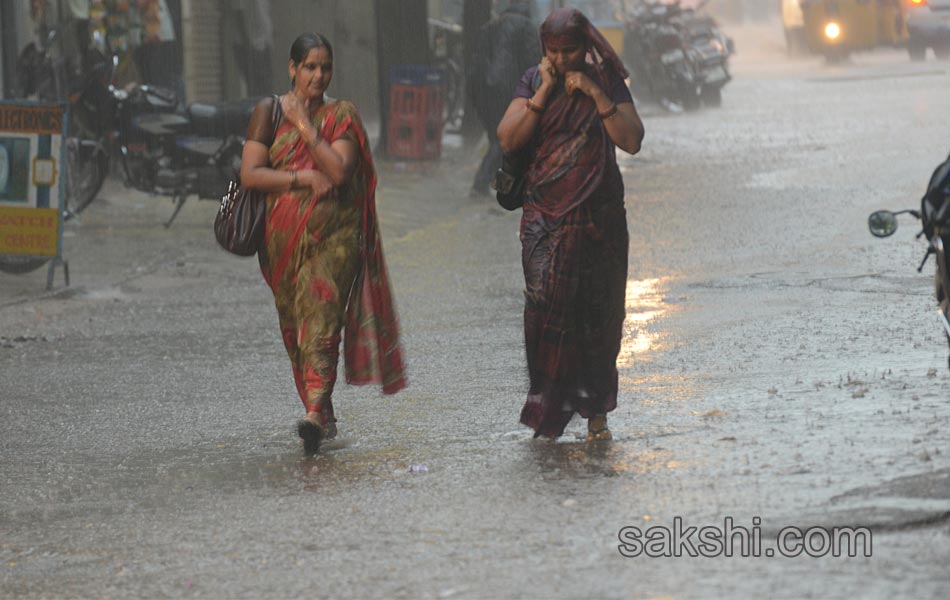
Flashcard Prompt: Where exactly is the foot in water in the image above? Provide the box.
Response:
[297,413,325,455]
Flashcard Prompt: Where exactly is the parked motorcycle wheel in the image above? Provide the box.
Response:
[824,47,850,64]
[700,86,722,108]
[908,40,927,62]
[0,255,49,274]
[627,75,654,104]
[682,90,701,111]
[436,58,464,133]
[65,137,109,216]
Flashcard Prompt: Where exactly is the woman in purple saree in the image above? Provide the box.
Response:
[497,8,644,440]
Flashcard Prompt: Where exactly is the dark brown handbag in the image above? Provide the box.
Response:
[491,71,540,211]
[492,148,530,211]
[214,94,282,256]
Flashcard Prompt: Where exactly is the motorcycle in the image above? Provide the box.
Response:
[104,79,256,227]
[622,0,733,112]
[0,29,114,275]
[1,40,255,275]
[14,28,254,226]
[623,0,699,112]
[678,4,734,107]
[15,27,113,218]
[868,149,950,369]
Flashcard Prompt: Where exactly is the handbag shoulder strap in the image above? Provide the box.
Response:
[269,93,283,146]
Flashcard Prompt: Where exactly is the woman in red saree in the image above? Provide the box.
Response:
[497,9,644,440]
[241,33,406,455]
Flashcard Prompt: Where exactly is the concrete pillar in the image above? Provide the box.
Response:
[180,0,223,102]
[0,0,35,98]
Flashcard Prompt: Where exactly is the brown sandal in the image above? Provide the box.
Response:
[587,415,612,441]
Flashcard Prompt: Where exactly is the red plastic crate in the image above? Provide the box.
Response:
[387,83,445,159]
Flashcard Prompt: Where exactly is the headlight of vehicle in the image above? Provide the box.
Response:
[823,21,842,42]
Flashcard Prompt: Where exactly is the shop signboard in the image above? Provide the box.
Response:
[0,101,68,288]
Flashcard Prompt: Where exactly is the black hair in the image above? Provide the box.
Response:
[290,32,333,65]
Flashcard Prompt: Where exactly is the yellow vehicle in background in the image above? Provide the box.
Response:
[800,0,908,61]
[781,0,808,55]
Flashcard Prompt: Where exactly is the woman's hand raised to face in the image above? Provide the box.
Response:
[564,71,600,99]
[538,57,557,89]
[280,93,312,133]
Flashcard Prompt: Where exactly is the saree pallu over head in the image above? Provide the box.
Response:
[528,8,628,219]
[265,100,407,395]
[539,8,628,80]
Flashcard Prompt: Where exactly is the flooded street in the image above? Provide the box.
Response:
[2,28,950,598]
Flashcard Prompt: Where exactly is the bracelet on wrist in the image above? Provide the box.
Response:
[598,102,618,119]
[290,170,297,189]
[526,98,544,114]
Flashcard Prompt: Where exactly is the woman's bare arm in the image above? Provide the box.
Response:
[240,99,295,193]
[240,140,292,193]
[498,59,557,153]
[300,135,359,187]
[240,139,335,197]
[239,98,339,197]
[564,71,644,155]
[498,97,540,153]
[281,95,360,186]
[601,102,644,156]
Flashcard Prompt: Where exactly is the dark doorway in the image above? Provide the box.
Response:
[0,0,20,98]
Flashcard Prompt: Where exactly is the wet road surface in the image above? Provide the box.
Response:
[2,28,950,599]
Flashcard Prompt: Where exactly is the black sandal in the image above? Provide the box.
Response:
[297,419,325,456]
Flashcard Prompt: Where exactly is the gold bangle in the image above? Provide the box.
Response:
[526,98,544,114]
[599,102,618,119]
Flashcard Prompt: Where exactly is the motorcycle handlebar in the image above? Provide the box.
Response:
[110,83,177,106]
[139,85,177,104]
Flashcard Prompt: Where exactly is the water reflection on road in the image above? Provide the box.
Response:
[618,277,673,367]
[526,439,689,479]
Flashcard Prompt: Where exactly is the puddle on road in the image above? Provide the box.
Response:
[26,439,421,512]
[618,277,679,367]
[806,67,948,84]
[82,287,132,301]
[526,438,692,479]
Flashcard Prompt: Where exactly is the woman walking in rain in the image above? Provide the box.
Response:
[240,33,406,455]
[497,8,644,441]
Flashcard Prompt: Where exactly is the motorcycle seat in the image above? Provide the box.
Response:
[188,98,258,138]
[132,112,191,136]
[175,135,227,158]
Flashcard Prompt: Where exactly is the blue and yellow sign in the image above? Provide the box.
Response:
[0,207,60,256]
[0,102,66,257]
